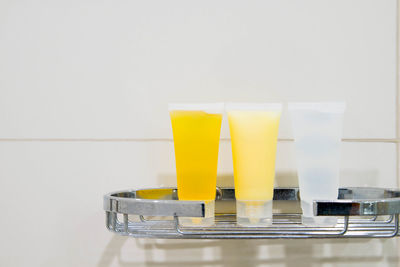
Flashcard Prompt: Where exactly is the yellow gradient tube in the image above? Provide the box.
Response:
[227,103,282,226]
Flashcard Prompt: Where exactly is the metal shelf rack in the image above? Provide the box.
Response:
[103,187,400,239]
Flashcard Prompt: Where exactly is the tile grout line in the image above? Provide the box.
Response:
[396,0,400,256]
[0,138,398,143]
[397,0,400,188]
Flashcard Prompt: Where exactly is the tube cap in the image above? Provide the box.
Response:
[236,200,273,226]
[178,200,215,227]
[301,200,337,226]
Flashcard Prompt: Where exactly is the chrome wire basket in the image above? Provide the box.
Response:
[103,187,400,239]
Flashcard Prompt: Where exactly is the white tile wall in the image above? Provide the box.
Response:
[0,0,399,266]
[0,142,398,266]
[0,0,397,139]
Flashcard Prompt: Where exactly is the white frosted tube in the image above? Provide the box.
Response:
[289,102,346,226]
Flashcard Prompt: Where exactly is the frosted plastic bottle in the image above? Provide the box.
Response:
[226,103,282,226]
[169,103,224,226]
[288,102,346,226]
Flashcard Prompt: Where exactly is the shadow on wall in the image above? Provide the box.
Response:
[97,236,398,267]
[157,169,381,189]
[156,172,300,188]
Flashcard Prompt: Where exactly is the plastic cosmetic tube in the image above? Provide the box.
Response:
[169,103,224,226]
[226,103,282,226]
[288,102,346,226]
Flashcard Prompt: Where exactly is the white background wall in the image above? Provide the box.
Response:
[0,0,399,266]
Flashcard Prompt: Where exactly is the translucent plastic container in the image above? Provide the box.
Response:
[169,103,224,226]
[288,102,346,226]
[226,103,282,226]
